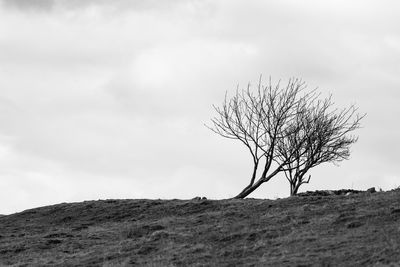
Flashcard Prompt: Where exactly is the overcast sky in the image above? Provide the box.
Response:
[1,0,399,214]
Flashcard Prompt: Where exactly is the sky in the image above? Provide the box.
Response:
[0,0,399,214]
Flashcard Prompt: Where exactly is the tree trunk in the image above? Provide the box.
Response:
[290,181,304,196]
[290,183,295,196]
[234,177,265,198]
[234,167,282,199]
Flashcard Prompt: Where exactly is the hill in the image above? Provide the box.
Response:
[1,189,400,266]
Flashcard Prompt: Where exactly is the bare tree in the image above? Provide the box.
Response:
[277,96,365,196]
[207,77,364,198]
[207,78,312,198]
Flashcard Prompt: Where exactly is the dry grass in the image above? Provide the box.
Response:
[1,190,400,266]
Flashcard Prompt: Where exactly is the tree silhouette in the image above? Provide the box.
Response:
[276,96,364,195]
[207,77,364,198]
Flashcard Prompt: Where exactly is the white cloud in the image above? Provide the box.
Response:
[0,0,400,214]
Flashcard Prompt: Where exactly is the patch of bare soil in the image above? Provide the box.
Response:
[1,189,400,266]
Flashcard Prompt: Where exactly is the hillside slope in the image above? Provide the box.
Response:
[1,189,400,266]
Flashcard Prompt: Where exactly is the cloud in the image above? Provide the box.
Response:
[1,0,54,11]
[0,0,212,15]
[1,0,400,213]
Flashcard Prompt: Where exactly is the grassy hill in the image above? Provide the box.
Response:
[1,189,400,266]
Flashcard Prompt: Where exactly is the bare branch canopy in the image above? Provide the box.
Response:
[207,77,365,198]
